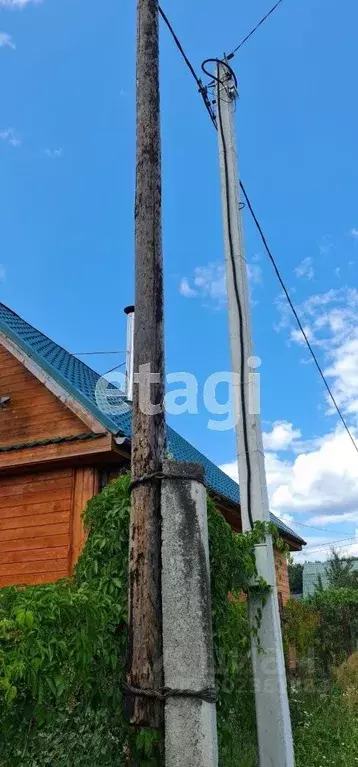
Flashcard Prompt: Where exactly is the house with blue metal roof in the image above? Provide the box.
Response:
[0,301,304,592]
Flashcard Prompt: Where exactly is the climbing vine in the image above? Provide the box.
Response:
[0,474,273,766]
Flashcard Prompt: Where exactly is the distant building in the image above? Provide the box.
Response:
[303,560,358,597]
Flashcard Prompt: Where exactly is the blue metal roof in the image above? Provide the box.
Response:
[0,301,304,546]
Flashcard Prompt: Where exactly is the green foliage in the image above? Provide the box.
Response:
[0,475,268,766]
[283,585,358,678]
[282,599,320,660]
[310,587,358,672]
[290,687,358,767]
[288,562,303,594]
[324,549,358,589]
[336,651,358,711]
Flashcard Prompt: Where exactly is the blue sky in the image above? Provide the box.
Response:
[1,0,358,560]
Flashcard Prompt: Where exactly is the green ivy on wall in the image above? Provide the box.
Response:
[0,474,272,766]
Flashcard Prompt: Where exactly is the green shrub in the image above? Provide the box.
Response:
[310,587,358,673]
[0,475,265,766]
[282,599,320,660]
[336,651,358,712]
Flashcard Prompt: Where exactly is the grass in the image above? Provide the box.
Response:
[291,686,358,767]
[229,684,358,767]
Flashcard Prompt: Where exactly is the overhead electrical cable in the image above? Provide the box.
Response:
[227,0,285,58]
[159,6,358,458]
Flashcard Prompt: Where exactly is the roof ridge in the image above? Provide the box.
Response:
[0,301,123,435]
[0,301,105,384]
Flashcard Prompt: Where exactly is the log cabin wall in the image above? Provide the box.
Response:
[0,340,298,592]
[0,467,99,588]
[0,344,88,447]
[0,338,103,587]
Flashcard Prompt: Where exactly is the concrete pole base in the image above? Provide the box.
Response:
[161,461,219,767]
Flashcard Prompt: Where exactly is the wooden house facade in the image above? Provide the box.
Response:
[0,303,305,596]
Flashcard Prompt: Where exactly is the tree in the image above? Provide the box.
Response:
[325,549,358,589]
[288,562,303,594]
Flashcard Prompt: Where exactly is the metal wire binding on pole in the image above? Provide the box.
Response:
[227,0,285,59]
[123,682,217,704]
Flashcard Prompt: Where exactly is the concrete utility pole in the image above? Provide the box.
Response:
[126,0,165,729]
[216,61,295,767]
[161,461,219,767]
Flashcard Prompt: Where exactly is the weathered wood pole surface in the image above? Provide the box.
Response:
[126,0,165,729]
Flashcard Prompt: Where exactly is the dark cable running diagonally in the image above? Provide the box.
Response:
[227,0,286,59]
[158,5,358,458]
[239,182,358,457]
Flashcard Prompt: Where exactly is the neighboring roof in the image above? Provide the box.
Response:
[303,560,358,597]
[0,301,305,547]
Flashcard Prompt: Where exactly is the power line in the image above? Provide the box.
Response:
[227,0,285,59]
[74,350,127,356]
[159,7,358,459]
[303,537,358,555]
[239,181,358,457]
[289,520,354,537]
[102,362,126,376]
[158,6,217,127]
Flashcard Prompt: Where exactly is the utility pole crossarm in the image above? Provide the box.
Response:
[216,61,295,767]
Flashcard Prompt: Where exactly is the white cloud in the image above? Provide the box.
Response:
[179,277,197,298]
[221,423,358,535]
[334,266,341,278]
[179,260,262,306]
[309,510,358,526]
[0,0,42,7]
[0,32,15,48]
[269,426,358,520]
[350,228,358,238]
[290,325,315,346]
[295,257,315,280]
[263,421,301,451]
[194,262,226,301]
[319,235,333,256]
[276,286,358,416]
[247,263,262,284]
[178,262,226,305]
[0,128,21,147]
[44,148,63,159]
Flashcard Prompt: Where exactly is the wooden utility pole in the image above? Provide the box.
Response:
[126,0,165,729]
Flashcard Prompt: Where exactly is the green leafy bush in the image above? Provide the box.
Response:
[310,587,358,673]
[282,599,320,660]
[0,475,265,766]
[336,651,358,711]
